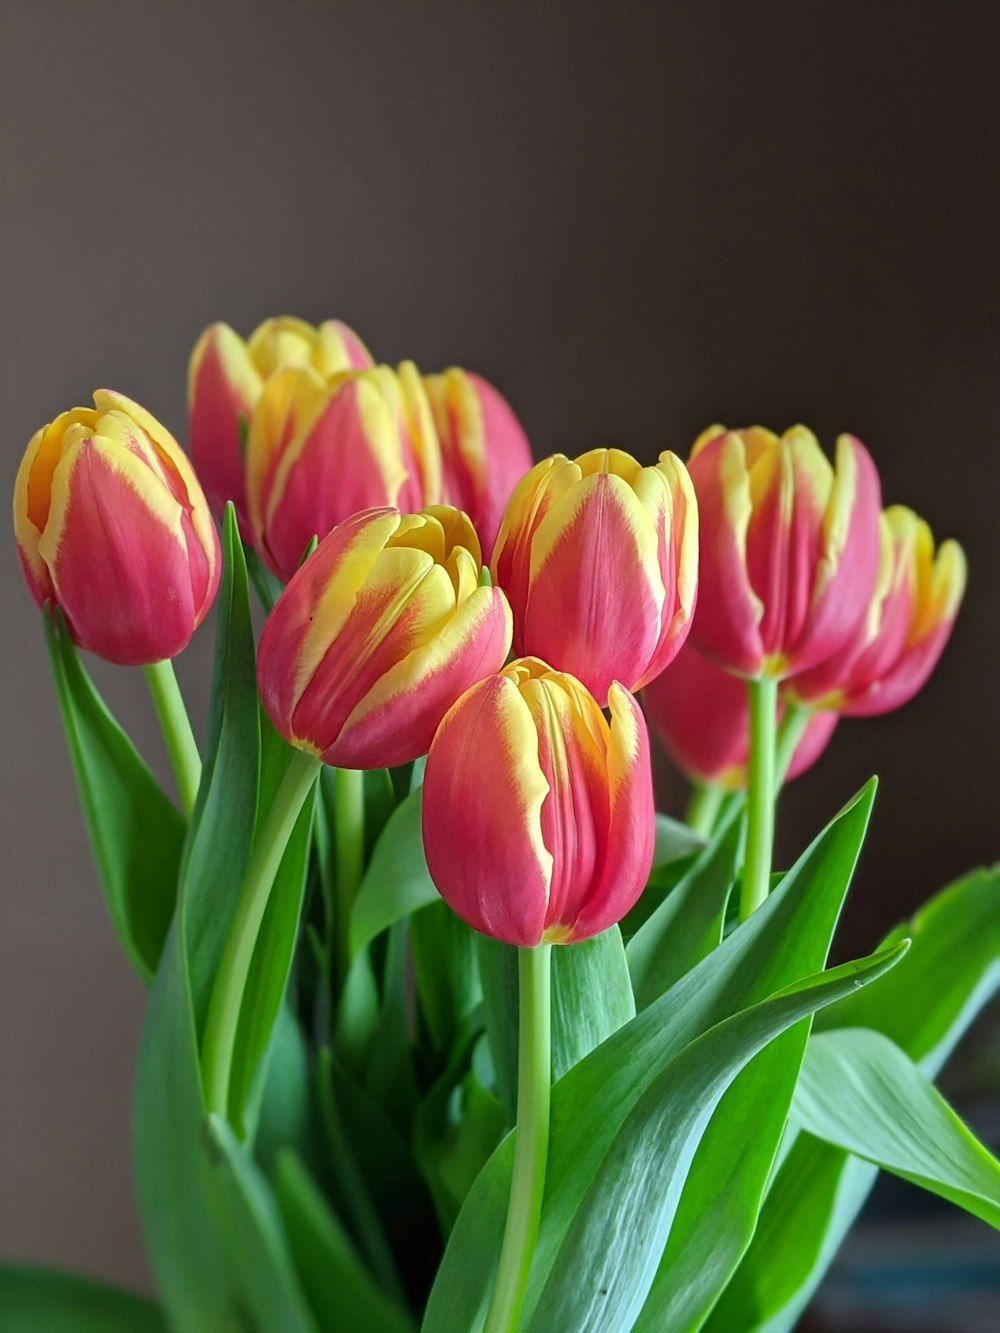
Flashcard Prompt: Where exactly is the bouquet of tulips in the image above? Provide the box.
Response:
[9,313,997,1333]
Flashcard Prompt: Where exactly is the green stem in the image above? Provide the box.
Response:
[485,943,552,1333]
[334,767,366,985]
[142,660,202,816]
[741,676,778,922]
[201,749,320,1117]
[773,702,812,791]
[685,782,726,839]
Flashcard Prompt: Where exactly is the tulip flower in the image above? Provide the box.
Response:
[643,642,837,791]
[784,505,966,716]
[422,658,655,946]
[187,315,372,529]
[490,448,698,707]
[686,424,882,681]
[423,368,533,554]
[256,505,511,769]
[13,389,220,667]
[246,361,443,582]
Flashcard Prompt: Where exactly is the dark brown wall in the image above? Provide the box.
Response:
[2,0,997,1291]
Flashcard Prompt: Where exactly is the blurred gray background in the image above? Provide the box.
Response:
[1,0,998,1299]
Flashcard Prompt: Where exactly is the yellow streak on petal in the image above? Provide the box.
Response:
[316,320,372,375]
[717,432,764,623]
[691,423,728,458]
[291,511,402,703]
[186,322,263,410]
[813,433,858,602]
[397,360,443,503]
[890,504,967,644]
[250,366,331,537]
[490,455,580,579]
[247,316,320,377]
[575,447,644,485]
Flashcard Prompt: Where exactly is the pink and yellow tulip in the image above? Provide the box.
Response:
[490,448,698,706]
[256,505,511,768]
[423,368,533,554]
[686,425,882,681]
[422,658,654,946]
[247,362,443,583]
[643,642,837,790]
[13,390,220,666]
[785,505,966,715]
[187,315,372,529]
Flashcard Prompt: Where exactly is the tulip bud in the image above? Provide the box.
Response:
[423,368,533,554]
[246,361,443,583]
[422,658,654,947]
[187,315,372,529]
[257,505,512,768]
[490,448,698,707]
[13,390,220,666]
[643,643,837,791]
[686,424,882,681]
[784,505,966,716]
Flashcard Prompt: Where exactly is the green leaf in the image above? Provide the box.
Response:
[0,1265,166,1332]
[133,507,268,1327]
[424,782,880,1333]
[478,927,635,1124]
[43,612,184,980]
[710,863,1000,1333]
[273,1151,416,1333]
[228,718,317,1131]
[626,806,742,1010]
[349,789,437,957]
[527,946,906,1332]
[410,900,482,1055]
[203,1116,315,1331]
[652,812,705,869]
[630,789,873,1332]
[792,1027,1000,1227]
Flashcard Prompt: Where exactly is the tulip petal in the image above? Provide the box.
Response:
[490,455,580,621]
[330,585,513,768]
[522,470,665,704]
[186,323,262,527]
[687,431,765,676]
[422,676,553,946]
[569,683,654,941]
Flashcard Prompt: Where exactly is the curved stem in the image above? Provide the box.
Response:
[142,660,201,816]
[685,782,726,839]
[334,767,366,986]
[201,749,320,1117]
[485,943,552,1333]
[774,702,812,791]
[740,676,777,922]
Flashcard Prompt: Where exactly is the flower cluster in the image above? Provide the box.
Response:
[14,338,967,948]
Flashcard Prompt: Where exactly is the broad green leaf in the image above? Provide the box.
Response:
[133,508,268,1328]
[631,789,871,1332]
[0,1265,166,1332]
[710,863,1000,1333]
[410,900,482,1055]
[414,1038,507,1234]
[44,612,184,980]
[350,789,437,957]
[478,927,636,1124]
[792,1027,1000,1227]
[653,812,705,869]
[254,1004,319,1180]
[424,782,878,1332]
[228,719,317,1131]
[274,1151,416,1333]
[626,806,742,1010]
[527,946,906,1332]
[204,1117,315,1331]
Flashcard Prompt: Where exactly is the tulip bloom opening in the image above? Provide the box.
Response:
[686,425,882,681]
[424,368,534,556]
[246,361,442,582]
[187,315,373,529]
[643,643,837,791]
[257,505,512,769]
[14,390,220,666]
[490,447,698,706]
[784,505,966,716]
[422,658,655,947]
